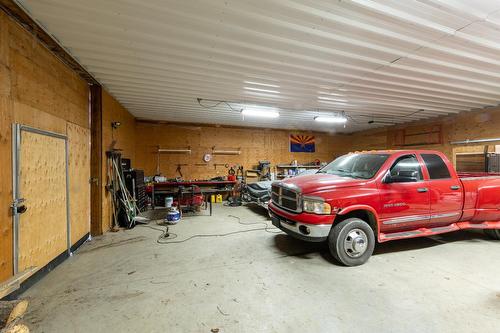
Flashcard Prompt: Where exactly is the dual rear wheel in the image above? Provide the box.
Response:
[485,229,500,240]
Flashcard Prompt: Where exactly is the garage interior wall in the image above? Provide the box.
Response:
[0,11,137,282]
[135,105,500,180]
[100,90,136,234]
[134,121,352,179]
[0,11,89,282]
[347,106,500,167]
[3,0,500,285]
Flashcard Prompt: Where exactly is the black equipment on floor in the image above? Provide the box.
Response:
[121,158,131,171]
[124,169,147,212]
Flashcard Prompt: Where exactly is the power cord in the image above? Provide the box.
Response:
[197,98,243,113]
[227,214,280,233]
[137,215,280,244]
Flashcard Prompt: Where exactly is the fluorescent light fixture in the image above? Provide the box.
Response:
[318,99,350,106]
[317,91,344,96]
[244,81,280,88]
[314,114,347,123]
[241,106,280,118]
[244,86,280,94]
[317,96,348,102]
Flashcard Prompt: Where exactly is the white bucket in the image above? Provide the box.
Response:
[165,197,174,208]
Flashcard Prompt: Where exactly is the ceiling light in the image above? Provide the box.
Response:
[317,96,348,102]
[243,86,280,94]
[318,100,350,106]
[244,81,280,88]
[241,106,280,118]
[314,114,347,123]
[317,91,344,96]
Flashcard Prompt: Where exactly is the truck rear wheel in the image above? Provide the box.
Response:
[485,229,500,240]
[328,218,375,266]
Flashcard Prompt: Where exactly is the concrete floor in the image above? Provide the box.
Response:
[22,205,500,333]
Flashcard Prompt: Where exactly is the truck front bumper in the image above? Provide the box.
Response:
[269,208,331,242]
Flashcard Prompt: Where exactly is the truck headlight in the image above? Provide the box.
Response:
[303,197,331,215]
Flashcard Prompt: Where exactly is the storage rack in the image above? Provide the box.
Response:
[275,164,319,179]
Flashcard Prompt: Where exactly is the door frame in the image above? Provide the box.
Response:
[11,124,71,275]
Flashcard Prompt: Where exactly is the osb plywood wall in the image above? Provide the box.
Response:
[18,132,67,272]
[0,12,90,282]
[348,106,500,165]
[101,90,136,233]
[68,123,91,243]
[134,122,352,179]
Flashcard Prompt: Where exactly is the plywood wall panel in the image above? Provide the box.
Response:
[0,97,13,282]
[0,12,90,283]
[68,123,90,243]
[135,122,352,180]
[13,102,67,135]
[8,21,88,130]
[100,90,136,233]
[349,107,500,165]
[0,13,13,282]
[0,63,10,96]
[18,131,67,273]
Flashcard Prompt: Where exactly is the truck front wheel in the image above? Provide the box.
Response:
[485,229,500,240]
[328,218,375,266]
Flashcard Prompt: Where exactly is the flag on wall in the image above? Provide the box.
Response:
[290,134,315,153]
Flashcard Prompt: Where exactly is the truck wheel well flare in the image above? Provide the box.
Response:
[335,210,378,235]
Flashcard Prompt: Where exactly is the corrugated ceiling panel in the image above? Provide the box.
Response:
[15,0,500,132]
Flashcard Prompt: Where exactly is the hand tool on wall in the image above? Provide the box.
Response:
[176,164,188,178]
[228,166,236,181]
[214,163,229,170]
[236,165,244,180]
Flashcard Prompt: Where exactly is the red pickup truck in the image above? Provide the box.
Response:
[269,150,500,266]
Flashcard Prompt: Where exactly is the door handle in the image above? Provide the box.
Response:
[450,185,460,190]
[17,205,27,214]
[11,198,27,215]
[417,188,428,193]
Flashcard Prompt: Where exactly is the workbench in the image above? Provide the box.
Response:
[149,180,237,214]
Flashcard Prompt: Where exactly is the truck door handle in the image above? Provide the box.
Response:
[450,185,460,190]
[417,188,428,193]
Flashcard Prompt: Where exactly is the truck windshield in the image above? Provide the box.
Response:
[318,153,390,179]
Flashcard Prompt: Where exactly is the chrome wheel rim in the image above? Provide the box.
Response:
[343,228,368,258]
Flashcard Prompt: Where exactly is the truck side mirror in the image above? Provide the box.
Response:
[384,170,418,183]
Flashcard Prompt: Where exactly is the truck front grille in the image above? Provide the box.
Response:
[271,184,301,212]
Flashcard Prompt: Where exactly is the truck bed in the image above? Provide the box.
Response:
[457,172,500,178]
[460,174,500,223]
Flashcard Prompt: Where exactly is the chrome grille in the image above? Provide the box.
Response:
[271,183,301,212]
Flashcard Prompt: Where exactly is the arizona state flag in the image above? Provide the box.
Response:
[290,134,315,153]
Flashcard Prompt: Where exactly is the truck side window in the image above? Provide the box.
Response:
[421,154,451,179]
[390,155,423,181]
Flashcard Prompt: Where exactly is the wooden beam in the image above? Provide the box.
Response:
[0,300,28,328]
[0,268,37,299]
[90,85,103,236]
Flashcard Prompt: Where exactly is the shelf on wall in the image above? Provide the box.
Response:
[276,164,319,168]
[212,146,241,155]
[157,146,192,154]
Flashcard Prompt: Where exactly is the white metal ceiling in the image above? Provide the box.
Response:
[16,0,500,132]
